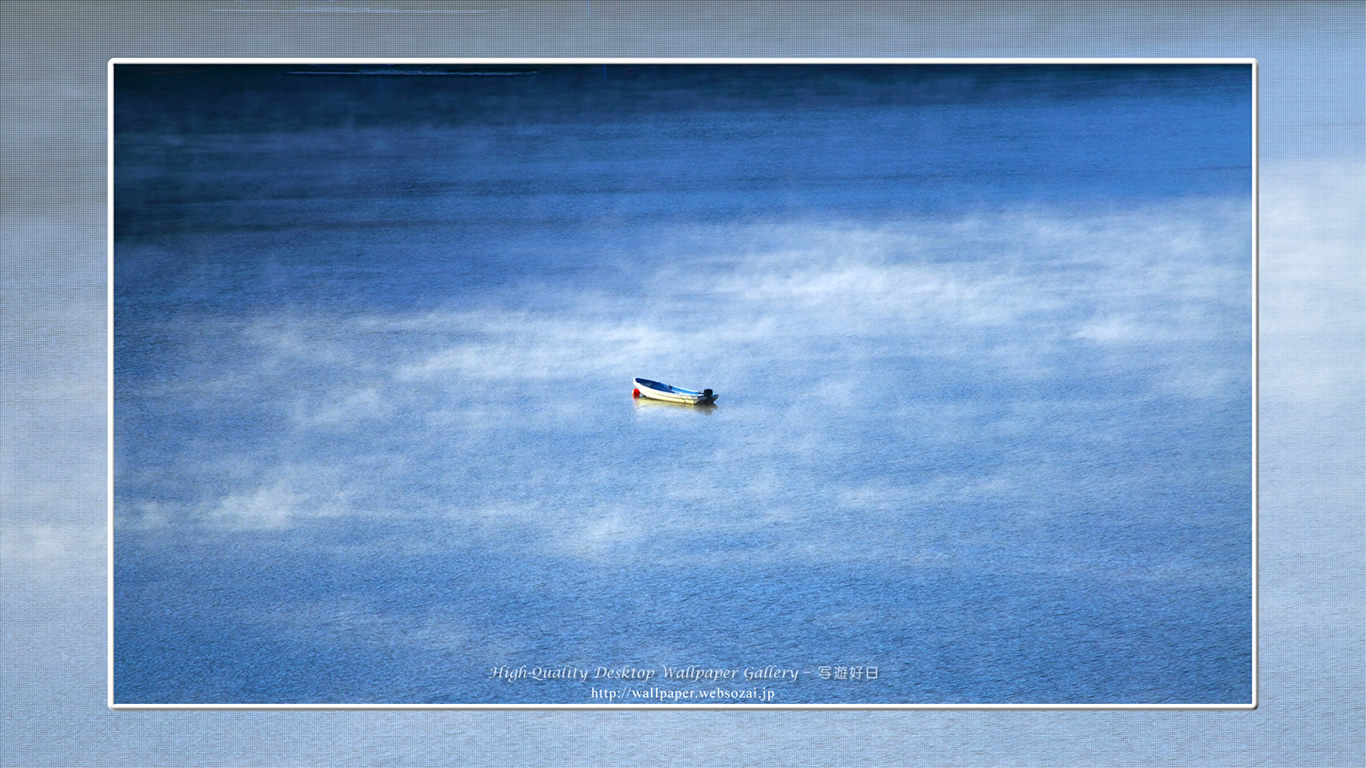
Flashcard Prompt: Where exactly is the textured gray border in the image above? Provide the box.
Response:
[4,2,1361,765]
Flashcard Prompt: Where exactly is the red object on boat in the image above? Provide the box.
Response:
[632,388,641,398]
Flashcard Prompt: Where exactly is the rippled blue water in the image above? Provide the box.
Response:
[113,64,1252,704]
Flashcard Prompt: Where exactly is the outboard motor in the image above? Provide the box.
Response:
[703,389,713,398]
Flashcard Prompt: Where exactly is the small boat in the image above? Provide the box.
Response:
[633,377,717,405]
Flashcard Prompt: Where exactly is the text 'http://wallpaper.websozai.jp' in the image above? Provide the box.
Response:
[112,63,1252,706]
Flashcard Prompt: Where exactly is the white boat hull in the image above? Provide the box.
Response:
[639,389,709,404]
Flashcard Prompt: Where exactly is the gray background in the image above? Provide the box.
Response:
[2,1,1361,765]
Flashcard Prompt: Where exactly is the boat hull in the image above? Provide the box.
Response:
[633,377,717,404]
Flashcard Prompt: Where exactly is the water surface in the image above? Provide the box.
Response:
[113,64,1252,704]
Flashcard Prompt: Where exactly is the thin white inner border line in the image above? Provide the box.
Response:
[106,57,1259,711]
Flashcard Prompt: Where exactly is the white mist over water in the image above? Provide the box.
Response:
[119,202,1248,541]
[113,198,1252,704]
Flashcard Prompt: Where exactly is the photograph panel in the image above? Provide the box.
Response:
[111,61,1254,707]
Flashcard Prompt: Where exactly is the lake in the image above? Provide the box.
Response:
[113,63,1252,705]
